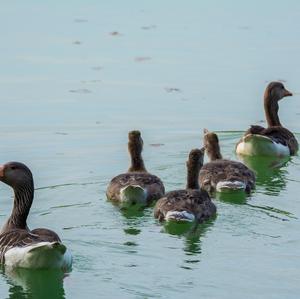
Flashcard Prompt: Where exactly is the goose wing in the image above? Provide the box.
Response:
[261,126,298,154]
[239,125,298,155]
[107,172,165,202]
[154,189,215,222]
[199,160,255,192]
[0,229,60,264]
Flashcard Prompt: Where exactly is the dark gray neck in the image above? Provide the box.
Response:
[186,162,201,190]
[206,146,222,161]
[264,95,282,127]
[2,182,34,232]
[128,150,146,172]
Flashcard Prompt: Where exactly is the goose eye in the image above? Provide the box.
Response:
[10,166,16,170]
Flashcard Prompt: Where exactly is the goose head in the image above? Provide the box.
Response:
[264,82,293,127]
[203,129,222,161]
[128,130,144,155]
[186,148,205,189]
[265,82,292,102]
[187,148,204,169]
[0,162,33,190]
[128,130,146,172]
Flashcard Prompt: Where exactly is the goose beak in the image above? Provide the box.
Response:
[0,165,4,178]
[284,89,293,97]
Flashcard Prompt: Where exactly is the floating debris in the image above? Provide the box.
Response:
[91,66,103,71]
[125,264,137,268]
[72,40,82,45]
[141,25,157,30]
[164,87,182,93]
[134,56,152,62]
[69,89,92,94]
[74,18,88,23]
[109,31,122,36]
[55,132,68,136]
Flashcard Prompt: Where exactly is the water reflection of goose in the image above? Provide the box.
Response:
[237,155,290,195]
[163,219,216,265]
[215,190,248,205]
[3,267,66,299]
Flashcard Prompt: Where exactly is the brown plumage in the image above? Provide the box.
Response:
[0,162,65,265]
[200,130,255,193]
[154,148,216,222]
[106,130,165,205]
[236,82,298,156]
[0,229,61,264]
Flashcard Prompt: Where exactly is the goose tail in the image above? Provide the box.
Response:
[236,134,289,157]
[165,211,195,222]
[5,242,72,270]
[216,181,246,192]
[120,185,147,205]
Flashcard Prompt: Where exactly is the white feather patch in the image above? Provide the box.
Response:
[5,242,72,270]
[236,134,290,157]
[165,211,195,222]
[216,181,246,192]
[120,185,147,205]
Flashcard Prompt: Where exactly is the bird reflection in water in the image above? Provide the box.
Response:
[237,155,290,195]
[215,190,247,204]
[163,217,216,258]
[3,266,67,299]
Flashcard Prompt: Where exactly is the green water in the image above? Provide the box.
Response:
[0,1,300,298]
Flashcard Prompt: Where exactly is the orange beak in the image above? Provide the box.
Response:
[0,165,4,178]
[284,89,293,97]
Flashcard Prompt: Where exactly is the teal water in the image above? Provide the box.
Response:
[0,1,300,298]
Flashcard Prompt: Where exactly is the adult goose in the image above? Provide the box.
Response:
[0,162,72,269]
[154,148,216,222]
[106,130,165,206]
[200,129,255,193]
[236,82,298,157]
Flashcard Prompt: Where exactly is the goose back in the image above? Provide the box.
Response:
[199,159,255,193]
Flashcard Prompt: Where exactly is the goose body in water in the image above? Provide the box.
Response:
[154,148,216,222]
[106,130,165,206]
[236,82,298,157]
[0,162,72,269]
[200,129,255,193]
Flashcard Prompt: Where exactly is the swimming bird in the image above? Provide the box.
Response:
[154,148,216,222]
[0,162,72,269]
[236,82,298,157]
[106,130,165,206]
[200,129,255,193]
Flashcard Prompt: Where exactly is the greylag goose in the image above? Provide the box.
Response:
[0,162,72,269]
[200,129,255,193]
[154,148,216,222]
[236,82,298,157]
[106,130,165,206]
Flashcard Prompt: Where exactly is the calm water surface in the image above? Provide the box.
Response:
[0,1,300,298]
